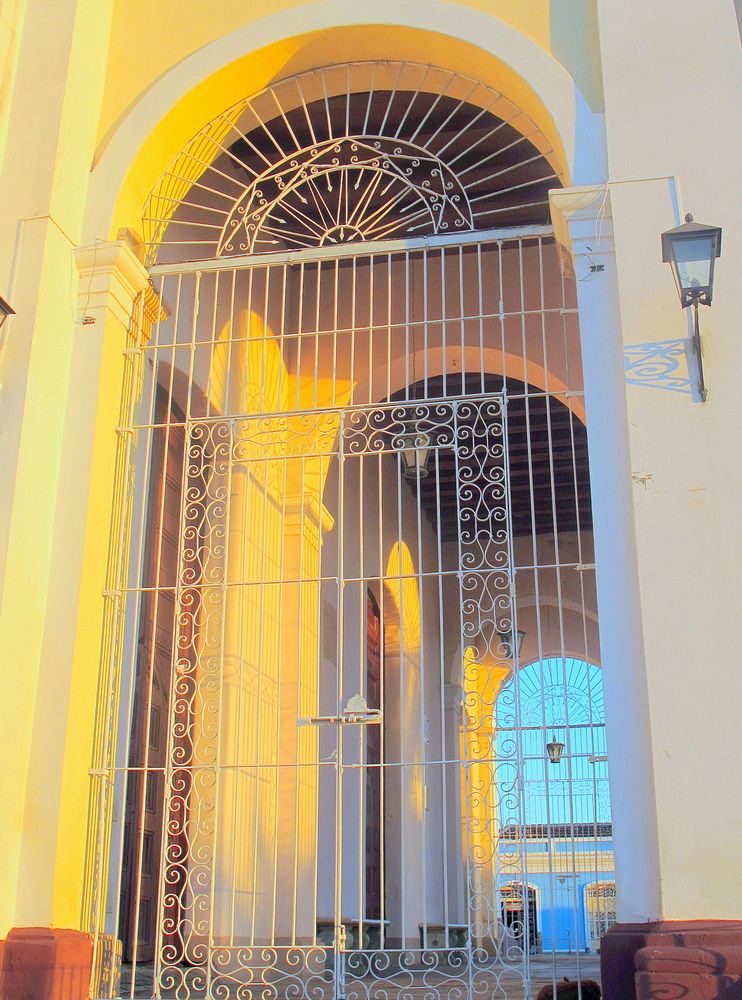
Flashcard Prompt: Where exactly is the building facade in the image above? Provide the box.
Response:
[0,3,741,999]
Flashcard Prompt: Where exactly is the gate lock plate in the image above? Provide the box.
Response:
[299,693,382,727]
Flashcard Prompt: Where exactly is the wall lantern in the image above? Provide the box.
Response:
[497,628,526,659]
[0,295,15,332]
[399,425,431,481]
[546,735,565,764]
[661,213,722,402]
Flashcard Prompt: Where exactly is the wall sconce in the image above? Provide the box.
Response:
[497,628,526,659]
[0,295,15,332]
[661,213,722,402]
[546,735,565,764]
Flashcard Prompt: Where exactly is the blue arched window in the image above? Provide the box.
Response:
[495,657,610,826]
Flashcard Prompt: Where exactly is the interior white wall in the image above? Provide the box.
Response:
[316,448,450,947]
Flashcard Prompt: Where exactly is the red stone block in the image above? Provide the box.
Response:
[602,922,742,1000]
[0,927,93,1000]
[635,970,741,999]
[601,923,654,1000]
[638,944,742,976]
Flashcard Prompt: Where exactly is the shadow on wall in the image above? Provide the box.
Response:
[623,339,693,394]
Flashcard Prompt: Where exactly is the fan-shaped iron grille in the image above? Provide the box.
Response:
[144,62,562,264]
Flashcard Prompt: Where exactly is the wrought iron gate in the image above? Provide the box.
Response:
[91,233,609,1000]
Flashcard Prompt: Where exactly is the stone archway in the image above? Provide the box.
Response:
[84,6,606,244]
[78,26,632,999]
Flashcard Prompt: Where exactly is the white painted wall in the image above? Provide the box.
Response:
[592,0,742,921]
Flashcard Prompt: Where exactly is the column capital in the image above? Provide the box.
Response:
[75,240,150,330]
[284,494,335,535]
[549,184,614,260]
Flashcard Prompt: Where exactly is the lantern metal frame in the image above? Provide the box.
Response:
[497,628,526,660]
[546,734,565,764]
[661,213,722,403]
[399,425,432,482]
[661,214,722,308]
[0,295,14,331]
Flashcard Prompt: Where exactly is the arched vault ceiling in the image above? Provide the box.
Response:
[391,374,591,540]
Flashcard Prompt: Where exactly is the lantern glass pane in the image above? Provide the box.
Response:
[673,236,714,291]
[400,447,415,473]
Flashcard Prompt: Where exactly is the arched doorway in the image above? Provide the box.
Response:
[500,883,538,953]
[97,61,601,1000]
[585,882,617,953]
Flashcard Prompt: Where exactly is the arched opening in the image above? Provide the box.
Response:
[495,658,612,957]
[90,9,605,245]
[500,882,539,953]
[142,62,562,266]
[585,881,617,953]
[94,57,606,1000]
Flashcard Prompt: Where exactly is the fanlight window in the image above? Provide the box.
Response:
[144,61,562,264]
[496,658,610,826]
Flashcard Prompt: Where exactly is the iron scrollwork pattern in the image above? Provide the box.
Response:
[157,421,231,997]
[454,397,529,998]
[219,136,472,256]
[344,949,470,1000]
[143,61,559,264]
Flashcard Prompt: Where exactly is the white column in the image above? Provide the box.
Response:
[550,187,661,923]
[443,683,465,926]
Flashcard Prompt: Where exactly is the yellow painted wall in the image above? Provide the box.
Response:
[98,0,601,147]
[0,0,602,933]
[0,0,28,173]
[0,0,118,936]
